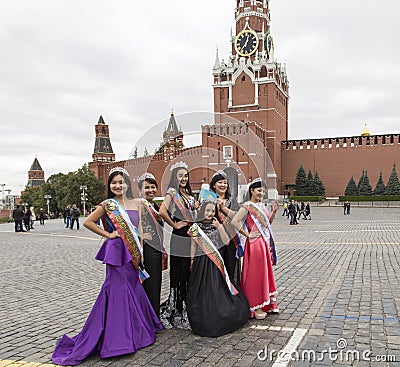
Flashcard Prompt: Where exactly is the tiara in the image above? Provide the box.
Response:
[212,170,227,179]
[170,161,188,171]
[137,172,155,182]
[248,177,262,188]
[109,166,129,177]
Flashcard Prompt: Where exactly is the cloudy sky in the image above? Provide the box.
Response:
[1,0,399,195]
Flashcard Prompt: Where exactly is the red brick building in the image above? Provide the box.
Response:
[89,0,399,198]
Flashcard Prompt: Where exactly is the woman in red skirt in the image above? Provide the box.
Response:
[232,178,279,320]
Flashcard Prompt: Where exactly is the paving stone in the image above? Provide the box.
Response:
[1,208,400,366]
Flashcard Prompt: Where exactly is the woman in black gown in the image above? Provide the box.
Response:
[159,162,198,329]
[187,201,250,337]
[138,173,164,316]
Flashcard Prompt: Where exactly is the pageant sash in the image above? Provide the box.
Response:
[217,208,244,258]
[102,198,150,282]
[244,202,278,265]
[141,199,168,270]
[167,187,195,223]
[188,223,238,296]
[141,198,164,245]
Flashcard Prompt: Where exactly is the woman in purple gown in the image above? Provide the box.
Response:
[52,167,162,366]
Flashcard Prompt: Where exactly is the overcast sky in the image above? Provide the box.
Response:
[1,0,399,195]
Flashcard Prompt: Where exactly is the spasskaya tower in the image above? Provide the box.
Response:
[212,0,289,187]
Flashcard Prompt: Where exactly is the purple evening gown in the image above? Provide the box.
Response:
[52,210,162,366]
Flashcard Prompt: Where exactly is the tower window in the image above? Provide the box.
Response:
[242,76,246,82]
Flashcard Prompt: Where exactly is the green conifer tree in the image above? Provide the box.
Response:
[357,170,365,193]
[307,170,316,196]
[314,171,326,196]
[360,170,373,195]
[294,164,308,196]
[344,176,358,196]
[374,171,386,195]
[385,163,400,195]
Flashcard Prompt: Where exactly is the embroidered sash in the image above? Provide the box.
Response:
[141,198,164,245]
[102,198,150,282]
[217,208,244,258]
[188,223,238,296]
[244,202,278,265]
[167,187,195,223]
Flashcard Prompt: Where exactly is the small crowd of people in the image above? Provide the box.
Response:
[282,200,311,224]
[63,204,82,229]
[12,206,47,232]
[51,164,280,366]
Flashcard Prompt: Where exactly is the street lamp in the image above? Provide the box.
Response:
[80,185,87,216]
[44,195,52,215]
[0,183,5,209]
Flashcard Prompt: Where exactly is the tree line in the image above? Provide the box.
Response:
[21,164,106,216]
[294,164,326,196]
[344,163,400,196]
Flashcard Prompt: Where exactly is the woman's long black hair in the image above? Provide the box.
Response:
[107,170,133,199]
[167,167,193,196]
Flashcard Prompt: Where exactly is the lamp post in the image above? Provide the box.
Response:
[0,183,5,209]
[80,185,87,216]
[44,195,52,215]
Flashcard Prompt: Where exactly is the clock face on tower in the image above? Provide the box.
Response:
[234,29,259,57]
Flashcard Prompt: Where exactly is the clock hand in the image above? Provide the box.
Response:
[243,35,249,49]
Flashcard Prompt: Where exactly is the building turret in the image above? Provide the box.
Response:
[27,157,45,187]
[92,115,115,163]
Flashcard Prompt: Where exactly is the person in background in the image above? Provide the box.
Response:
[12,205,24,232]
[23,207,32,231]
[38,208,46,225]
[70,204,81,230]
[65,205,72,228]
[304,202,311,220]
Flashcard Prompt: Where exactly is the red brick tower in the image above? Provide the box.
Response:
[162,111,184,161]
[27,157,45,187]
[212,0,289,190]
[92,115,115,163]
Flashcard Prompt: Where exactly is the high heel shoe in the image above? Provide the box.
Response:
[254,309,267,320]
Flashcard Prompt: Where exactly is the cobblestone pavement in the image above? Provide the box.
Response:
[0,207,399,366]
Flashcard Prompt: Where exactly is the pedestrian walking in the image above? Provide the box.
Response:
[23,207,31,231]
[70,204,80,230]
[64,206,72,228]
[282,201,288,216]
[38,208,46,225]
[12,205,24,232]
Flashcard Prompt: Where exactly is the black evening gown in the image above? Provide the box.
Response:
[187,222,250,337]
